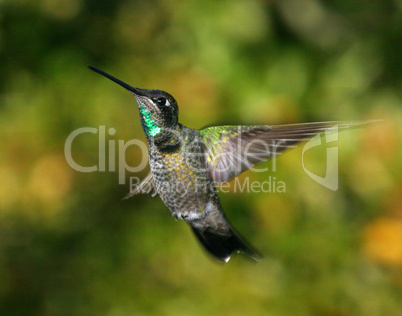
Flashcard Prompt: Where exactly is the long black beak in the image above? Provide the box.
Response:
[88,66,145,96]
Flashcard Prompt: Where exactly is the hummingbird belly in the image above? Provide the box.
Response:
[149,146,213,221]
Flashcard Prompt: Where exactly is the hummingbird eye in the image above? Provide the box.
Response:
[154,97,170,107]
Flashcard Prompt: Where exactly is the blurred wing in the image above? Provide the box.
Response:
[123,172,157,199]
[200,121,368,183]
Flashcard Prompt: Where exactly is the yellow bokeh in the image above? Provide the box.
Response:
[363,217,402,266]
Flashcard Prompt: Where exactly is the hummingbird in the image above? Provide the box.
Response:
[88,66,371,263]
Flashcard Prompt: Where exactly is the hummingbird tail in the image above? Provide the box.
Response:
[190,222,262,263]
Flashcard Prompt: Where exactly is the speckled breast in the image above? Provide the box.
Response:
[148,138,213,219]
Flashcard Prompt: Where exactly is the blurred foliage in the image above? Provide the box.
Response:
[0,0,401,315]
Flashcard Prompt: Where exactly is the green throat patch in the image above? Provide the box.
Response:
[140,105,161,137]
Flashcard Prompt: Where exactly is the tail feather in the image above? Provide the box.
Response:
[191,224,262,263]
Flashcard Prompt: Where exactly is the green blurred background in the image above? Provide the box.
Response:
[0,0,401,315]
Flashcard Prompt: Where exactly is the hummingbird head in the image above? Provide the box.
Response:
[133,89,179,137]
[88,66,179,138]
